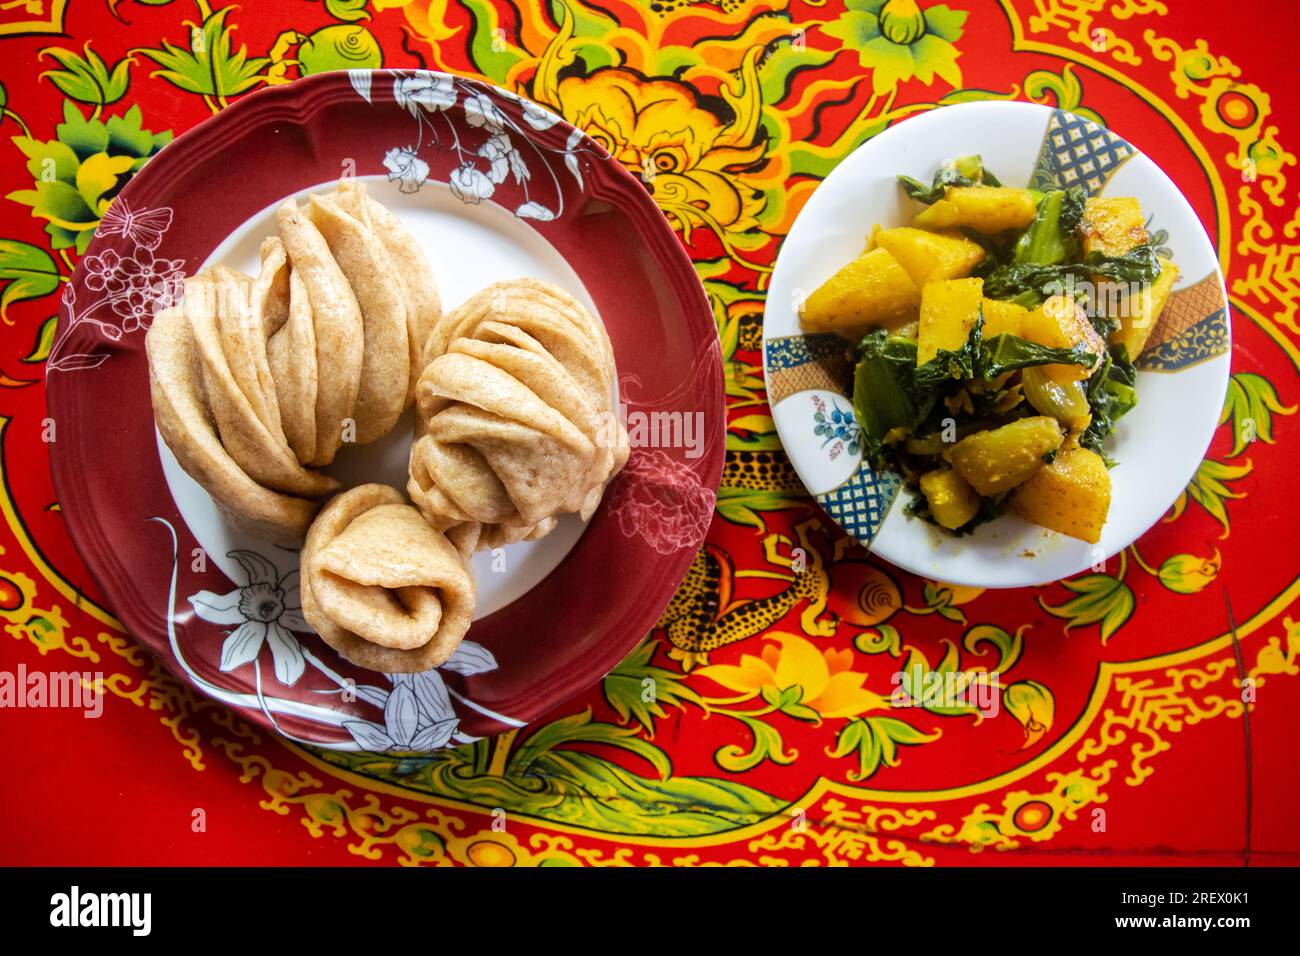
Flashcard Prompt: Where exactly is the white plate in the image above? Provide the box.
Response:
[763,101,1230,588]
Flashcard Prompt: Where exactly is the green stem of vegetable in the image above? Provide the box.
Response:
[1012,186,1086,267]
[1014,190,1066,264]
[853,331,924,461]
[1022,366,1090,425]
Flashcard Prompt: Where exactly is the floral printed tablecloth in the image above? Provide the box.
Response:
[1,0,1297,866]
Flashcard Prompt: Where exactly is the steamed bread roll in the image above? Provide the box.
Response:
[255,236,291,338]
[276,198,364,467]
[209,257,281,438]
[146,183,444,557]
[266,243,320,465]
[300,484,475,672]
[307,190,409,444]
[335,181,441,401]
[186,268,337,500]
[408,278,629,549]
[145,304,320,543]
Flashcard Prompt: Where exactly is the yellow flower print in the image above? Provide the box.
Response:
[1157,548,1222,594]
[698,632,888,720]
[549,65,768,252]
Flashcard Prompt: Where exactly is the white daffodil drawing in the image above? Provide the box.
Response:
[188,551,308,687]
[343,641,499,753]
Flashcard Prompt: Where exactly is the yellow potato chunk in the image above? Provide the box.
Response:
[800,246,920,337]
[913,186,1038,235]
[1020,294,1105,384]
[981,298,1030,339]
[1080,196,1148,258]
[948,416,1065,495]
[1109,255,1179,360]
[1012,445,1111,543]
[919,468,981,530]
[872,226,986,287]
[918,277,983,364]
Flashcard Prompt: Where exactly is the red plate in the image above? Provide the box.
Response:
[45,70,722,749]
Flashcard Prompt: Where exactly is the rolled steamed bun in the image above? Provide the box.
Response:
[300,484,476,672]
[407,278,629,553]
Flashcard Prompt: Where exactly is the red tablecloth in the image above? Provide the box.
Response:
[1,0,1297,865]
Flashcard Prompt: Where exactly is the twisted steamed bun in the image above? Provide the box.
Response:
[407,278,629,553]
[145,181,440,542]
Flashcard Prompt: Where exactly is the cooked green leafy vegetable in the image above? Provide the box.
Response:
[898,154,1002,204]
[976,333,1096,379]
[852,330,930,465]
[1079,344,1138,463]
[832,158,1170,539]
[1012,186,1087,266]
[852,314,1102,471]
[981,243,1162,306]
[915,313,984,390]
